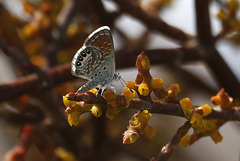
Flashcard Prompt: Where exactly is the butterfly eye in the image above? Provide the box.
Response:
[86,50,91,54]
[78,56,83,61]
[103,66,106,70]
[77,61,82,66]
[81,52,87,57]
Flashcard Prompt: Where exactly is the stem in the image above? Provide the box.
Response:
[154,121,191,161]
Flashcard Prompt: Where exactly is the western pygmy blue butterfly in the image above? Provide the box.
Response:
[71,26,122,93]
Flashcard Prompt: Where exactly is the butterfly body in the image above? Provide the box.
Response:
[71,26,120,93]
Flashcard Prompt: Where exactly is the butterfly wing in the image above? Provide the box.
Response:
[71,26,115,82]
[83,26,115,77]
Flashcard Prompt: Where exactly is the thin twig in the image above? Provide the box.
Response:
[153,121,191,161]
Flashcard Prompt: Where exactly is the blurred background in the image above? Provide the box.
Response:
[0,0,240,161]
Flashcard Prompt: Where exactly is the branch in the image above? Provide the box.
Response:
[195,0,213,47]
[195,0,240,97]
[130,99,185,117]
[204,106,240,121]
[113,0,192,42]
[66,92,240,121]
[153,121,191,161]
[0,63,76,102]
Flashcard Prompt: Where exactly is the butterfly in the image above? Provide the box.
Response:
[71,26,122,93]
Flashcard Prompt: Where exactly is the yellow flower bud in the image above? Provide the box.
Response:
[68,112,81,126]
[170,84,180,95]
[190,113,203,133]
[91,105,102,117]
[122,88,136,103]
[125,81,137,90]
[151,78,163,89]
[143,124,157,139]
[63,95,77,107]
[199,104,212,116]
[138,83,149,96]
[180,98,193,119]
[210,130,223,143]
[211,96,221,106]
[138,110,152,124]
[103,89,116,101]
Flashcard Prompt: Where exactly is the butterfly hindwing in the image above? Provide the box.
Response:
[71,46,105,80]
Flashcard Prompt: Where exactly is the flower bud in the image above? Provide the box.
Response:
[91,105,102,117]
[180,98,193,119]
[199,104,212,116]
[151,78,163,89]
[143,124,157,139]
[63,95,77,107]
[122,88,136,103]
[138,83,149,96]
[68,112,81,126]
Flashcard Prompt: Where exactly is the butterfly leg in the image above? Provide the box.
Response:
[76,81,98,93]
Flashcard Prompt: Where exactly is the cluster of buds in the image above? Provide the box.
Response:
[104,88,136,120]
[63,87,136,126]
[123,110,156,144]
[179,89,233,146]
[129,52,180,101]
[211,88,233,111]
[216,0,240,43]
[63,94,91,126]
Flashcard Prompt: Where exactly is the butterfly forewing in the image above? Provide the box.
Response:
[84,26,114,57]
